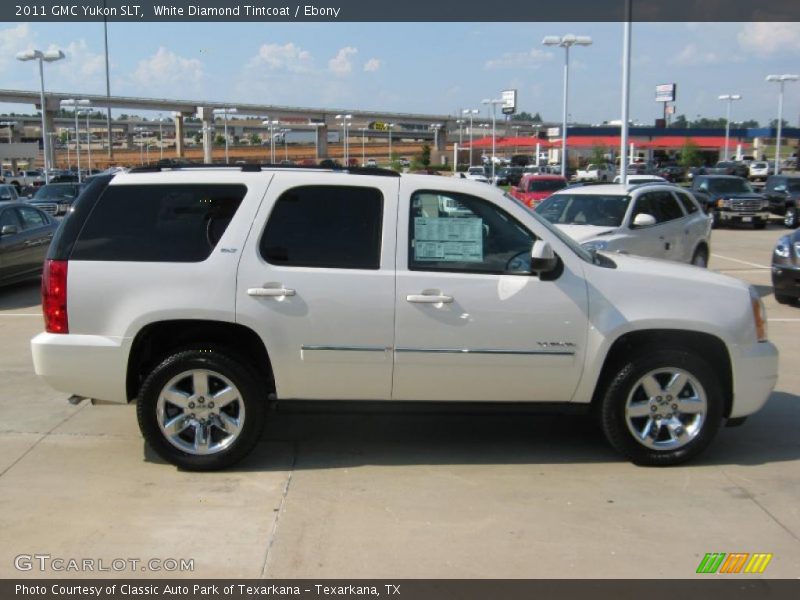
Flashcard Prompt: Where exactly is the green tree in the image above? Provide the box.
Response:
[420,144,431,167]
[214,134,225,146]
[679,139,702,168]
[590,146,608,164]
[250,133,262,145]
[193,132,202,144]
[670,114,689,129]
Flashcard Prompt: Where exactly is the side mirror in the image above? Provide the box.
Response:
[531,240,557,273]
[1,225,18,236]
[632,213,657,228]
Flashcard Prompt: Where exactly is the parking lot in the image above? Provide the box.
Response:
[0,222,798,579]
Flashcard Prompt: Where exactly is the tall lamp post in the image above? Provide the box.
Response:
[134,127,151,165]
[213,107,237,164]
[78,108,95,173]
[262,119,279,163]
[462,109,479,166]
[542,34,593,177]
[310,121,323,162]
[16,49,65,184]
[481,99,503,181]
[455,118,465,171]
[359,127,367,165]
[387,123,395,165]
[61,98,90,182]
[335,114,352,165]
[766,74,798,175]
[718,94,741,162]
[281,128,291,160]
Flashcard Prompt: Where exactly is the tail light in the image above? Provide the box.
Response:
[42,259,68,334]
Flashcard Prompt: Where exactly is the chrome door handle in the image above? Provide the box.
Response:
[406,293,454,304]
[247,287,296,297]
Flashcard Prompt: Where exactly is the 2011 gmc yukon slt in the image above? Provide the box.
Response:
[31,166,778,470]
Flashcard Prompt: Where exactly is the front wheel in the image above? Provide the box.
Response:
[691,246,709,268]
[599,349,724,466]
[137,348,266,470]
[784,206,799,229]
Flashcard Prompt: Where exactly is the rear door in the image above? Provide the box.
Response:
[0,207,25,282]
[236,175,399,400]
[14,205,54,276]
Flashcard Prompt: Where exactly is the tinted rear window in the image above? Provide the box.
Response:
[71,184,246,262]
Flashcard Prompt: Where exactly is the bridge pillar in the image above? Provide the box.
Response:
[43,108,57,172]
[197,107,214,163]
[316,125,328,159]
[173,113,186,158]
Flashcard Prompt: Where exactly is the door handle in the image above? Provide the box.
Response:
[406,293,454,304]
[247,286,296,297]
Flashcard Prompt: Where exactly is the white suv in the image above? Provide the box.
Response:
[535,183,713,267]
[31,166,777,470]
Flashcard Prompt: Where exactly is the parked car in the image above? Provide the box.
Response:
[535,183,712,266]
[707,161,749,178]
[687,166,708,181]
[748,161,773,182]
[612,174,668,185]
[691,175,770,229]
[575,163,615,182]
[509,174,568,209]
[492,166,524,186]
[772,231,800,304]
[399,158,411,168]
[29,183,84,217]
[0,202,58,286]
[6,170,45,190]
[464,166,489,183]
[763,175,800,228]
[364,159,378,168]
[30,167,777,470]
[658,165,686,183]
[0,184,19,202]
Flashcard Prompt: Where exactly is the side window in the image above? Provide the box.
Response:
[631,194,656,223]
[0,208,21,230]
[653,192,686,222]
[408,190,534,274]
[16,206,48,229]
[260,185,383,270]
[674,191,699,214]
[71,184,246,262]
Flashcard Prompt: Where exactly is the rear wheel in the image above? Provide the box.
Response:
[599,349,724,466]
[137,348,266,470]
[784,206,798,229]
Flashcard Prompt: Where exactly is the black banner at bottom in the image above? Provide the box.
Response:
[4,580,800,600]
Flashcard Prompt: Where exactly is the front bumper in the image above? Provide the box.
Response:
[31,332,131,404]
[729,341,779,418]
[772,263,800,297]
[717,210,770,224]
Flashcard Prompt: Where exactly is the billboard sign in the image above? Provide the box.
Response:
[656,83,676,102]
[501,89,517,115]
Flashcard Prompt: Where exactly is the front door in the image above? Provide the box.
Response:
[392,184,589,402]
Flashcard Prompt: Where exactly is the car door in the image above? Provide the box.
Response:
[0,207,26,282]
[14,205,55,276]
[392,183,589,402]
[624,193,670,259]
[673,190,709,261]
[236,175,399,400]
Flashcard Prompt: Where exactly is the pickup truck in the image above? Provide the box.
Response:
[691,175,770,229]
[575,163,615,182]
[706,161,749,178]
[4,170,45,190]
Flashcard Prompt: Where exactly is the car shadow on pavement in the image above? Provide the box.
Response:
[0,280,41,311]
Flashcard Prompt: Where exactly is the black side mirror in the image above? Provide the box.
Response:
[1,225,19,236]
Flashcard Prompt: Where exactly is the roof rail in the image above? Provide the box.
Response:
[127,162,401,178]
[625,181,678,191]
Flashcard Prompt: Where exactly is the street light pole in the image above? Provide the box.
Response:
[766,75,798,175]
[61,98,89,182]
[213,107,237,164]
[481,99,503,181]
[80,108,93,173]
[619,3,631,185]
[463,109,478,166]
[718,94,741,162]
[543,34,593,177]
[16,49,65,184]
[387,123,395,165]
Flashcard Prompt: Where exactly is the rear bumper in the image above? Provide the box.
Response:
[729,341,779,418]
[772,263,800,297]
[31,332,131,404]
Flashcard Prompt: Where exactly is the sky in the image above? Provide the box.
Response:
[0,21,799,126]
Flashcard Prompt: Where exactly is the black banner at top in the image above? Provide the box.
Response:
[2,0,800,22]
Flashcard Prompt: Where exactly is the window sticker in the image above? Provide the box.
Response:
[414,216,483,262]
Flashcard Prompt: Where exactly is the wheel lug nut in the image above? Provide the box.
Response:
[667,396,673,401]
[208,402,214,408]
[672,404,678,410]
[189,402,195,408]
[650,406,657,412]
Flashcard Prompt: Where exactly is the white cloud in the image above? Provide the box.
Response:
[328,46,357,75]
[738,22,800,56]
[363,58,381,72]
[484,49,552,70]
[49,39,106,89]
[129,46,205,93]
[0,24,31,71]
[248,42,312,72]
[671,43,722,66]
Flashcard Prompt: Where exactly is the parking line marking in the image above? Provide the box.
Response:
[769,318,800,322]
[716,269,771,274]
[0,313,40,317]
[711,254,771,269]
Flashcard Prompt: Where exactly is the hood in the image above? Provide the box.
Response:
[555,224,618,244]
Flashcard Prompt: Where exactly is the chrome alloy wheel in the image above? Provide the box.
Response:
[624,368,707,451]
[156,369,245,455]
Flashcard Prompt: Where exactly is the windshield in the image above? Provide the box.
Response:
[0,187,15,200]
[708,179,753,194]
[535,193,631,228]
[34,185,79,200]
[788,181,800,193]
[527,179,566,192]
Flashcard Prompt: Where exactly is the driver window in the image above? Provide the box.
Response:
[408,190,534,274]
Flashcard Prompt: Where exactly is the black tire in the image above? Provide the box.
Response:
[775,293,795,305]
[784,206,799,229]
[599,349,724,466]
[691,245,709,268]
[711,211,721,229]
[136,348,267,471]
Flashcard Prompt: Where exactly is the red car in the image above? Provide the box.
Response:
[509,174,568,209]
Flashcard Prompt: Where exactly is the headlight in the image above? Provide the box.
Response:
[774,235,791,258]
[716,198,731,208]
[750,286,768,343]
[581,240,609,252]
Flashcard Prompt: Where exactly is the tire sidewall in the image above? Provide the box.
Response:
[136,349,266,471]
[600,349,724,466]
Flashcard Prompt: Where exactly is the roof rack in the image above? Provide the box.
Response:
[626,181,678,191]
[127,162,401,178]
